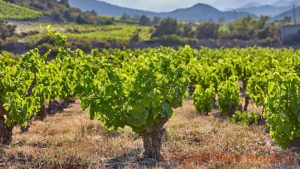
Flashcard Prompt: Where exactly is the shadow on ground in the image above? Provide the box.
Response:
[0,145,7,167]
[104,148,178,169]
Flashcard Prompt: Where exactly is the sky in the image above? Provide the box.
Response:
[100,0,278,12]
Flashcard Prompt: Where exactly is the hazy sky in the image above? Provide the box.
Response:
[100,0,278,11]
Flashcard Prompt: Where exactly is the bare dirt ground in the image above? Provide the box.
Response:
[0,100,299,169]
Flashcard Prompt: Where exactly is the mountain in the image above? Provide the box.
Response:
[235,0,300,17]
[237,5,291,17]
[272,0,300,7]
[159,3,252,22]
[240,2,261,8]
[68,0,253,22]
[273,6,300,22]
[160,4,223,21]
[68,0,157,17]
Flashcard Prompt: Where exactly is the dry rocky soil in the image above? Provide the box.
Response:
[0,100,299,169]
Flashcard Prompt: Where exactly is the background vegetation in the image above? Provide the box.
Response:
[0,0,41,20]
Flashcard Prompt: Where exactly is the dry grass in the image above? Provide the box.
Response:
[0,100,299,169]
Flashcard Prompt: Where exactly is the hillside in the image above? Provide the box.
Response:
[274,6,300,22]
[237,5,291,17]
[68,0,157,17]
[160,3,224,21]
[68,0,253,22]
[160,4,252,22]
[0,0,41,20]
[240,2,261,8]
[272,0,300,7]
[3,0,115,25]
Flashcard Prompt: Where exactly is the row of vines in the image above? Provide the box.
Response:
[0,29,299,161]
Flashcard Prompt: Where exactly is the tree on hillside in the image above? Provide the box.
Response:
[59,0,69,7]
[90,10,98,16]
[130,29,141,42]
[282,16,292,23]
[257,23,281,40]
[52,12,64,22]
[139,15,151,26]
[151,16,161,25]
[76,14,88,24]
[196,22,219,39]
[152,17,178,37]
[256,16,270,30]
[229,15,257,40]
[228,15,277,40]
[0,20,16,41]
[182,23,195,38]
[121,13,131,22]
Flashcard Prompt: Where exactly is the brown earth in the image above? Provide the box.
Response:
[0,100,299,169]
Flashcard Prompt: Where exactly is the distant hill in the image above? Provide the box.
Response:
[68,0,253,22]
[159,3,252,22]
[272,0,300,7]
[0,0,41,20]
[68,0,157,17]
[240,2,261,8]
[237,5,291,17]
[233,0,299,18]
[273,6,300,22]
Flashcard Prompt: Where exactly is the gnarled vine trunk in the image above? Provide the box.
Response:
[0,116,12,145]
[19,103,47,134]
[47,100,64,115]
[292,139,300,149]
[244,94,250,111]
[20,125,29,134]
[61,97,75,109]
[0,103,12,145]
[36,103,47,121]
[141,118,168,161]
[213,97,218,109]
[241,79,250,112]
[230,102,237,117]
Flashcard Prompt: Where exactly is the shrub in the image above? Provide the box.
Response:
[217,79,241,117]
[265,74,300,148]
[182,23,195,38]
[232,111,260,125]
[130,30,140,42]
[192,85,215,115]
[196,22,219,39]
[0,20,16,41]
[157,34,185,46]
[139,15,151,26]
[152,18,178,37]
